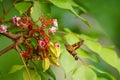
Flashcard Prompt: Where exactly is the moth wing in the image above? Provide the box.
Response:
[72,40,84,50]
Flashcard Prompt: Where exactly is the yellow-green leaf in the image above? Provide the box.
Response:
[9,65,24,74]
[72,65,97,80]
[23,69,41,80]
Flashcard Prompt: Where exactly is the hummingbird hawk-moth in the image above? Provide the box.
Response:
[64,39,84,60]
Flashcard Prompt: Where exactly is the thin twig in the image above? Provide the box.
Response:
[16,47,32,80]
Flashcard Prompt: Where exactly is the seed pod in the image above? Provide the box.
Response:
[42,58,50,72]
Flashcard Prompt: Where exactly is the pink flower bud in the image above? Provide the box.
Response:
[54,43,60,48]
[0,25,7,33]
[53,19,58,27]
[49,27,57,34]
[38,40,46,47]
[13,16,21,26]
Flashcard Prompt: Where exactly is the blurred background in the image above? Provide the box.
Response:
[51,0,120,56]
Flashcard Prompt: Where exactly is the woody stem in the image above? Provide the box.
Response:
[0,43,16,56]
[0,32,23,56]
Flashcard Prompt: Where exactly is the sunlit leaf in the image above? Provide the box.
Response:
[60,49,77,75]
[84,40,102,53]
[84,38,120,73]
[72,65,97,80]
[49,0,87,13]
[9,65,24,74]
[98,47,120,72]
[23,69,41,80]
[97,78,108,80]
[91,65,116,80]
[77,49,99,62]
[64,33,79,44]
[49,0,90,27]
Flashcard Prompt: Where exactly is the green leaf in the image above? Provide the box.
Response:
[9,65,24,74]
[15,2,32,15]
[5,7,20,21]
[84,40,102,53]
[63,30,120,79]
[60,49,77,75]
[0,3,3,17]
[64,33,79,44]
[23,69,41,80]
[98,47,120,72]
[0,70,23,80]
[49,0,90,27]
[97,78,108,80]
[30,1,41,21]
[49,0,87,13]
[0,72,1,78]
[39,2,51,15]
[77,33,120,74]
[84,39,120,73]
[0,0,2,2]
[91,66,116,80]
[77,49,99,62]
[46,68,56,80]
[72,65,97,80]
[32,61,50,80]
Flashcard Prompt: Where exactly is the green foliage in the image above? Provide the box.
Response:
[15,2,32,15]
[0,0,120,80]
[49,0,90,27]
[30,1,42,21]
[9,65,24,74]
[72,65,97,80]
[23,69,41,80]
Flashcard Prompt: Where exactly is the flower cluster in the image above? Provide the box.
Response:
[13,15,60,71]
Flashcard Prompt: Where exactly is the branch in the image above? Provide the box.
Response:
[0,32,24,56]
[0,43,15,56]
[0,32,22,40]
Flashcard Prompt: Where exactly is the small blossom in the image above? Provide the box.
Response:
[0,25,7,33]
[49,27,57,34]
[38,40,46,47]
[13,16,21,26]
[53,19,58,27]
[54,43,60,48]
